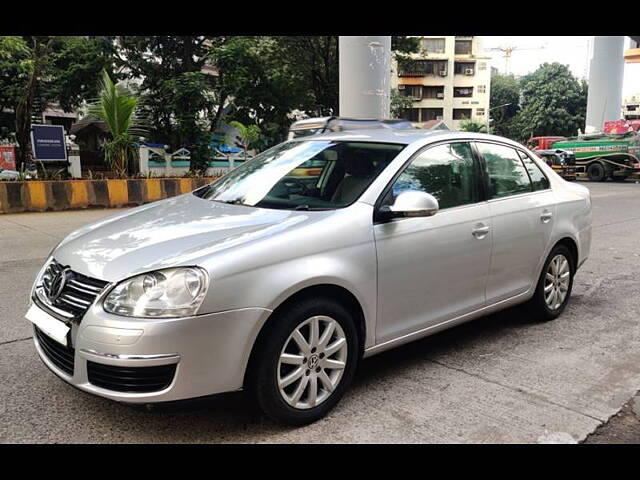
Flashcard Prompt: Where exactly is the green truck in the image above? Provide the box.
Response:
[529,132,640,182]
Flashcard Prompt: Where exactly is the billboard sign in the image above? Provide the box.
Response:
[0,145,16,170]
[31,124,67,161]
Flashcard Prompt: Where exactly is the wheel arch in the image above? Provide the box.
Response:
[553,236,579,271]
[242,283,367,389]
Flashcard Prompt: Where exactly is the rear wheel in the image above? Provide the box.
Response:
[247,297,359,425]
[587,162,606,182]
[528,244,575,321]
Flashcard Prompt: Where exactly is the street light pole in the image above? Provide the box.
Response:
[486,103,512,134]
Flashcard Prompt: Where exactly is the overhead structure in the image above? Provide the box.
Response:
[585,36,625,133]
[339,36,392,119]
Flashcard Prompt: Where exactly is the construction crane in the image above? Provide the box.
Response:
[486,45,546,75]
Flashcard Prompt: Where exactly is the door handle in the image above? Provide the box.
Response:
[472,225,490,238]
[540,210,553,223]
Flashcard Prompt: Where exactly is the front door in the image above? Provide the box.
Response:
[374,141,492,344]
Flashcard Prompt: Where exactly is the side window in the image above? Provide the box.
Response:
[518,150,550,191]
[385,142,478,210]
[476,142,532,199]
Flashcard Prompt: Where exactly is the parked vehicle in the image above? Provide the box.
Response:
[27,129,592,425]
[534,149,577,180]
[288,116,414,140]
[528,132,640,181]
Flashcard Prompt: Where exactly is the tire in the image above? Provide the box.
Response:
[528,244,575,321]
[587,162,606,182]
[247,296,359,425]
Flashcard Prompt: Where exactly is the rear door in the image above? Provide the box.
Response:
[474,141,556,303]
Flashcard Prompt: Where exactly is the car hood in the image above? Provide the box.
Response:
[53,193,326,282]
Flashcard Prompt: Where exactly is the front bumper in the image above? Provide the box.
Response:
[32,301,271,404]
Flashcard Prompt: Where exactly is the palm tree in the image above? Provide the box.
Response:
[459,119,487,133]
[229,120,261,160]
[88,69,145,177]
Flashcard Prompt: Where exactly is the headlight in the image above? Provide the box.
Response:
[103,267,209,318]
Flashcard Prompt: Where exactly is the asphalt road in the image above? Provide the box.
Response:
[1,180,640,444]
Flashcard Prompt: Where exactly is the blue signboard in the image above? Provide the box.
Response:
[31,124,67,161]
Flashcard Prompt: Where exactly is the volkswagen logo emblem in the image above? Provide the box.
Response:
[47,267,71,302]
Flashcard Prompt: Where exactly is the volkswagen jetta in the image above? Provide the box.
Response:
[27,129,592,425]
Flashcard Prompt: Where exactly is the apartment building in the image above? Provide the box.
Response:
[391,36,491,130]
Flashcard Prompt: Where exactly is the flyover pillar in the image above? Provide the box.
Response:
[339,36,391,119]
[585,36,625,133]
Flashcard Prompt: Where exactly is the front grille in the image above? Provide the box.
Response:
[34,326,75,376]
[39,260,109,319]
[87,361,177,393]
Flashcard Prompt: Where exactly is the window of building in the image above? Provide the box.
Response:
[454,62,475,75]
[476,143,532,199]
[423,86,445,99]
[385,142,479,210]
[398,60,447,77]
[400,85,422,100]
[423,38,445,54]
[477,85,486,94]
[403,108,420,122]
[453,87,473,98]
[455,40,472,55]
[453,108,472,120]
[518,151,550,191]
[421,108,443,121]
[476,108,485,116]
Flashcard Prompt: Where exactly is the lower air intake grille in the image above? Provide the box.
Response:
[34,326,75,376]
[87,361,177,393]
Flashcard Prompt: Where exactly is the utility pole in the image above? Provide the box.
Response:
[339,36,392,118]
[486,103,512,134]
[585,36,625,133]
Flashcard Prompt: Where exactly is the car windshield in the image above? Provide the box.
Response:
[195,140,405,210]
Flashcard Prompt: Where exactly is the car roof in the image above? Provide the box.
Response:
[290,128,527,149]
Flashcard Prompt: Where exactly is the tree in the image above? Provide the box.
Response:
[229,120,261,159]
[88,69,144,177]
[14,36,61,170]
[115,36,213,150]
[513,63,587,141]
[390,88,414,119]
[0,37,31,140]
[489,73,520,137]
[47,36,116,112]
[0,36,115,167]
[459,119,487,133]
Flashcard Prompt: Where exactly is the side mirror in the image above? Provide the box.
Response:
[375,191,439,222]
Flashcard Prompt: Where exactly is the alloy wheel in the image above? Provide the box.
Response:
[277,315,348,410]
[544,254,570,311]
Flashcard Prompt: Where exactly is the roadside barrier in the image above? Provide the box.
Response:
[0,177,217,214]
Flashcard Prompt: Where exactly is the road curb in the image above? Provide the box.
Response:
[0,177,216,214]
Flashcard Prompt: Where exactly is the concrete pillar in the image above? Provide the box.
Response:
[339,36,391,118]
[139,146,149,175]
[586,36,625,133]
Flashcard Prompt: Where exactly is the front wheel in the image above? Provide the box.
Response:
[528,244,575,321]
[247,297,359,425]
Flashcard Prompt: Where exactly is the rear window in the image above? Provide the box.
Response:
[518,151,550,191]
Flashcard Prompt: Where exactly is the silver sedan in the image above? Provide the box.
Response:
[27,129,592,425]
